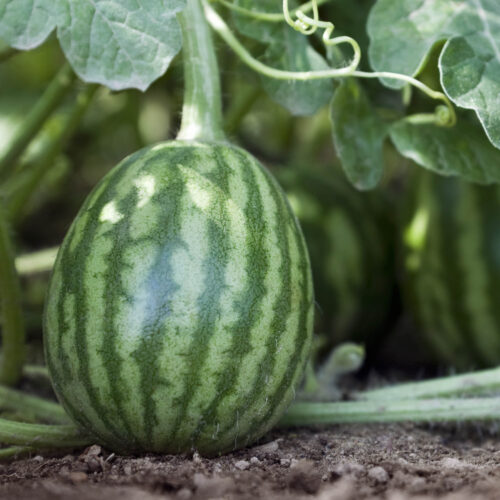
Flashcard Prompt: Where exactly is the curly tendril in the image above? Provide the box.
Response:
[206,0,457,128]
[283,0,319,35]
[282,0,361,71]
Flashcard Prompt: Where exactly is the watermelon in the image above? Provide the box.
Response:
[276,165,395,348]
[43,141,314,455]
[402,170,500,369]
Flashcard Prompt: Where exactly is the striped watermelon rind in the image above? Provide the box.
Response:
[44,140,314,455]
[276,165,395,348]
[402,170,500,369]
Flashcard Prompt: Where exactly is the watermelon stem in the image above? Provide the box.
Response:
[0,64,76,182]
[280,397,500,427]
[0,417,91,448]
[0,205,25,386]
[0,385,70,424]
[177,0,225,142]
[359,367,500,401]
[4,84,99,223]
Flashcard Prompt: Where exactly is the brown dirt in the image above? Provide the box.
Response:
[2,423,500,499]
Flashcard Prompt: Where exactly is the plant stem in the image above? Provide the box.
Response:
[23,365,49,379]
[0,418,91,447]
[15,247,58,275]
[0,446,36,460]
[177,0,225,142]
[0,64,76,182]
[224,85,261,135]
[360,367,500,401]
[5,84,98,221]
[0,204,25,386]
[280,397,500,428]
[203,1,456,126]
[215,0,330,22]
[204,1,357,79]
[0,385,70,424]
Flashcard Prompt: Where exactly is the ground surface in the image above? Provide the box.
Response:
[2,423,500,499]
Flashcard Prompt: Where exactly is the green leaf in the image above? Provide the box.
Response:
[330,80,387,190]
[390,117,500,184]
[368,0,500,149]
[440,33,500,152]
[231,0,281,43]
[0,0,59,50]
[0,0,186,91]
[261,26,333,116]
[367,0,459,89]
[57,0,186,91]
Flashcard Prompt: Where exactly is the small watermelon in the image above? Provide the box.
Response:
[44,141,314,455]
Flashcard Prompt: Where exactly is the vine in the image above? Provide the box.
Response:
[206,0,456,127]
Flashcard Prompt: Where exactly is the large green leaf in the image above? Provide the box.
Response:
[390,116,500,184]
[368,0,500,150]
[331,80,387,190]
[58,0,185,91]
[261,26,333,116]
[0,0,60,50]
[0,0,186,91]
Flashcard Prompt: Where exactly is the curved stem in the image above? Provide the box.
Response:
[224,85,261,135]
[177,0,225,142]
[0,204,25,386]
[361,367,500,401]
[352,71,456,126]
[215,0,330,22]
[5,84,98,222]
[0,418,91,448]
[204,1,456,126]
[0,385,70,424]
[280,397,500,428]
[15,247,58,275]
[0,64,76,182]
[204,1,358,79]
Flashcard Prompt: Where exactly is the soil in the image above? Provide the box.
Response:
[2,423,500,499]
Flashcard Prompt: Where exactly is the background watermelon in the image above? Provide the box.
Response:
[276,165,396,353]
[402,169,500,369]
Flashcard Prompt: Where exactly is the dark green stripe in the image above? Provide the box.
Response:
[169,146,233,451]
[199,162,293,450]
[245,190,313,441]
[185,148,270,450]
[57,149,149,446]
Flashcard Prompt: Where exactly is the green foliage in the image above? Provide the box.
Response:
[232,1,333,115]
[390,117,500,184]
[369,0,500,150]
[331,80,387,190]
[0,0,186,90]
[261,26,333,116]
